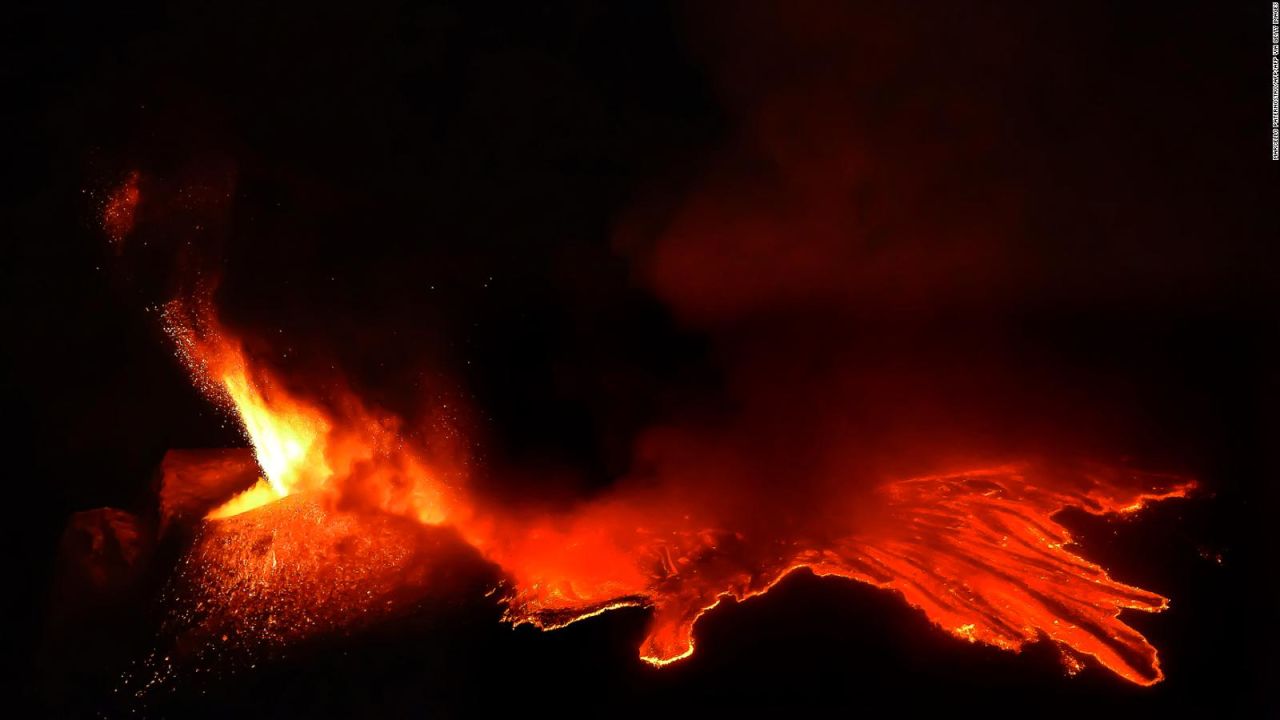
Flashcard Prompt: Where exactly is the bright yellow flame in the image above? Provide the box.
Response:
[164,295,462,525]
[206,359,332,519]
[206,478,281,520]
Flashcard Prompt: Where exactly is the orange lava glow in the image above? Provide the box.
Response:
[162,295,463,525]
[493,466,1193,685]
[162,299,1194,686]
[102,171,140,247]
[169,493,481,650]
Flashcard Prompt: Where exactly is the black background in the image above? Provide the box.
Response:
[5,1,1276,716]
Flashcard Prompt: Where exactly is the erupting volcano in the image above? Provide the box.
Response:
[18,2,1270,716]
[145,280,1193,687]
[64,0,1215,699]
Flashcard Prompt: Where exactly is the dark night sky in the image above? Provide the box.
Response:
[4,1,1277,716]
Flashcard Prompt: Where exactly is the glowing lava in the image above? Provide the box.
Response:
[496,466,1192,685]
[162,299,1193,686]
[162,296,463,525]
[163,298,333,518]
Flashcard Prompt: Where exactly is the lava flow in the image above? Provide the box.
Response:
[158,293,1193,686]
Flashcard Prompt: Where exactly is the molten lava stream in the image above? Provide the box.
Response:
[496,467,1191,685]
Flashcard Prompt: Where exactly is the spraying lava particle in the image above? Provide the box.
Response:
[101,171,140,248]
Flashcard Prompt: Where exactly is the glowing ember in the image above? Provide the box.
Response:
[102,171,140,248]
[159,299,1194,686]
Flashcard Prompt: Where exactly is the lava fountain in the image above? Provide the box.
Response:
[156,288,1193,687]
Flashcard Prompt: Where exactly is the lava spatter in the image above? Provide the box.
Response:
[101,170,140,248]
